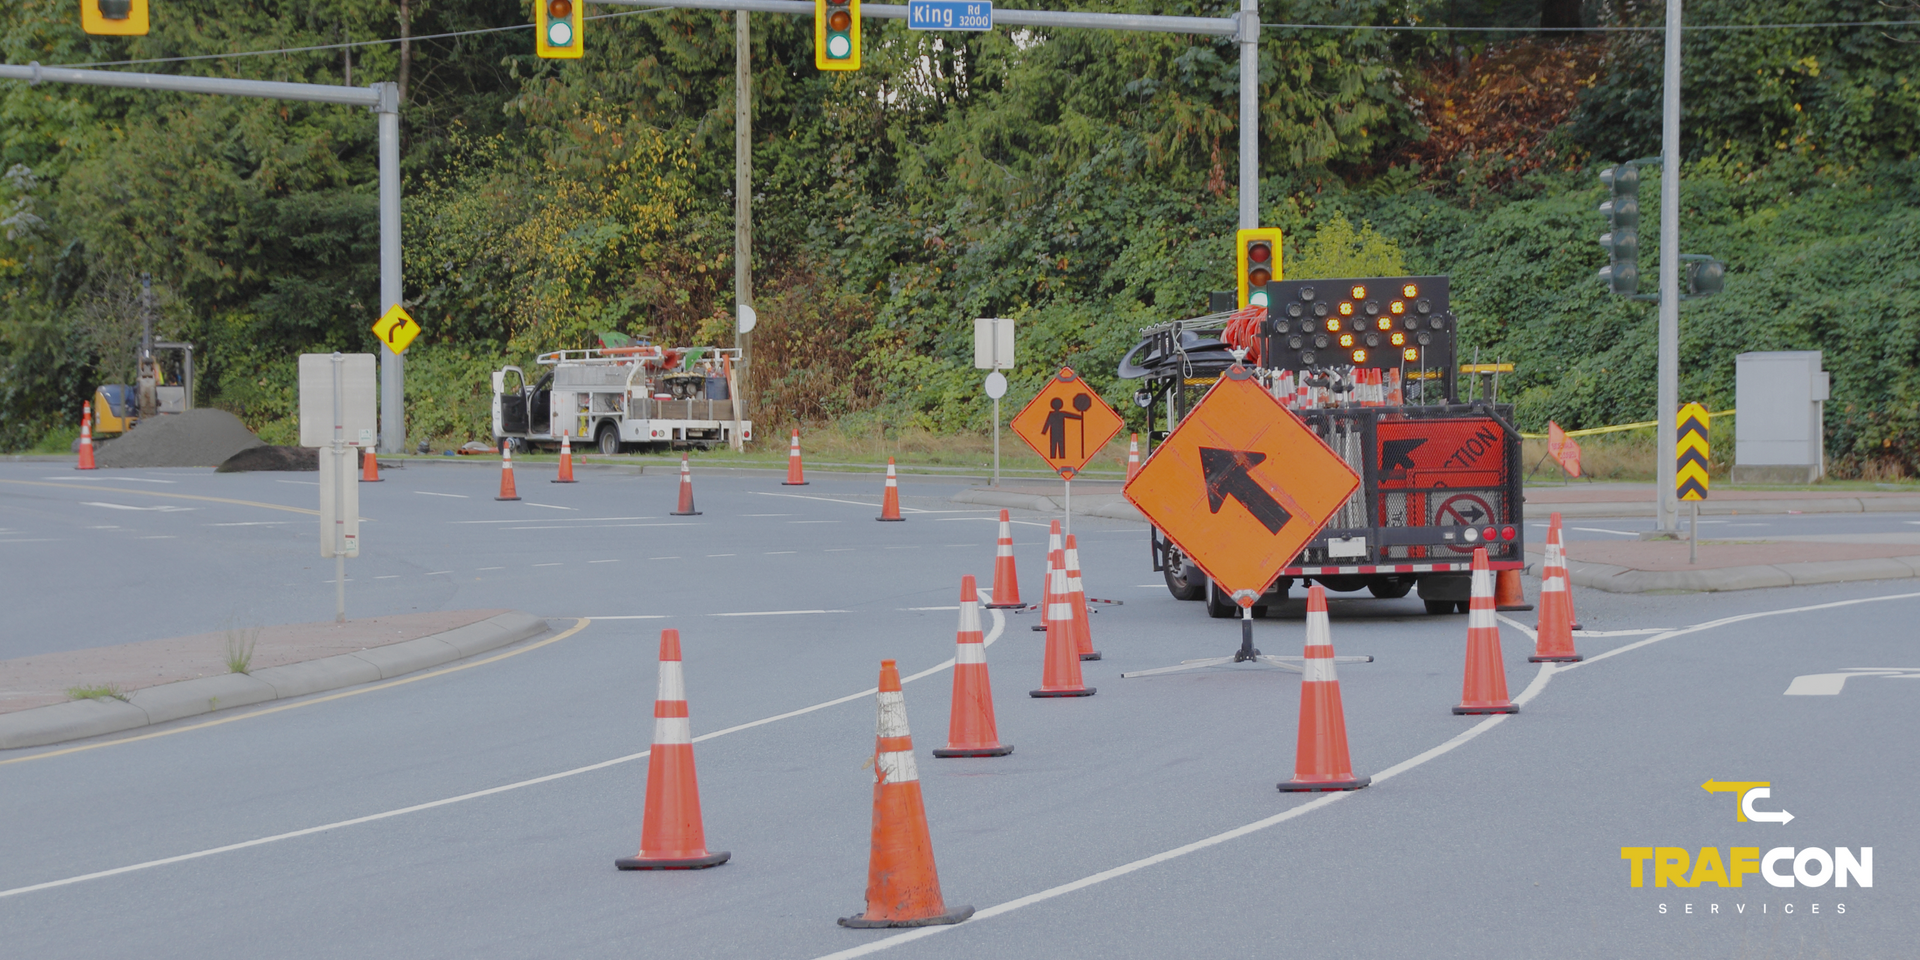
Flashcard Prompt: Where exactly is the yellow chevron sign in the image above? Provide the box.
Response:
[1676,403,1710,501]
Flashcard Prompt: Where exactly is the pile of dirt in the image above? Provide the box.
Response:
[217,445,318,472]
[94,409,265,468]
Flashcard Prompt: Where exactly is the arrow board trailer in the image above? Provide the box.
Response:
[1119,275,1526,617]
[491,346,752,454]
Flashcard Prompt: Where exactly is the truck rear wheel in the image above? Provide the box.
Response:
[597,424,621,455]
[1205,581,1238,619]
[1164,557,1204,602]
[1368,577,1414,599]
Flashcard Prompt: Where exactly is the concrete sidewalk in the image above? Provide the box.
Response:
[0,610,549,749]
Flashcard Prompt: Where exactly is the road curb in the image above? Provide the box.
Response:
[951,488,1146,523]
[1568,555,1920,594]
[0,612,550,750]
[1528,495,1920,518]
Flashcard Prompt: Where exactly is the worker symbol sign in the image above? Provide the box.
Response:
[1010,367,1124,479]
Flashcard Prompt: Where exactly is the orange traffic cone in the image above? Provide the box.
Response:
[616,629,730,870]
[1531,522,1583,663]
[1546,512,1583,630]
[783,429,808,486]
[934,576,1013,758]
[1030,520,1063,632]
[1064,534,1100,661]
[877,458,904,521]
[360,446,383,482]
[839,659,974,928]
[670,454,701,516]
[1125,433,1142,481]
[985,510,1023,609]
[1031,548,1095,698]
[495,441,521,501]
[76,401,97,471]
[1280,585,1371,792]
[1455,548,1519,715]
[1494,568,1533,612]
[552,433,577,483]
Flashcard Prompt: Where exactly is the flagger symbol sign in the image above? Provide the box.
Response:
[1010,368,1124,479]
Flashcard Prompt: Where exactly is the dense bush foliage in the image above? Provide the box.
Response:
[1,0,1915,475]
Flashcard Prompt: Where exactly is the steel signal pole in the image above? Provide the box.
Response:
[1656,0,1682,533]
[734,11,754,453]
[376,81,404,454]
[1238,0,1259,230]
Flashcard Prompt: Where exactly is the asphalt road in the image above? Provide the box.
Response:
[2,462,1914,958]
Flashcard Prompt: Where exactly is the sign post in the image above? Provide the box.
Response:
[1677,403,1710,564]
[1122,365,1369,676]
[301,353,376,621]
[1010,367,1123,534]
[974,318,1015,486]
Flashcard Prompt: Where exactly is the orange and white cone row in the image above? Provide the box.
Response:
[1031,549,1095,697]
[76,401,96,471]
[616,629,730,870]
[670,454,700,516]
[783,429,809,485]
[495,441,521,501]
[1280,585,1370,792]
[985,510,1022,609]
[934,576,1012,758]
[1454,548,1519,715]
[1030,520,1063,632]
[1064,534,1100,661]
[839,660,973,927]
[552,433,576,483]
[877,458,904,521]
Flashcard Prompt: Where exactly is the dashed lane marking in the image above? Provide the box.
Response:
[415,491,468,499]
[522,503,576,511]
[82,502,194,512]
[710,609,850,618]
[588,559,620,564]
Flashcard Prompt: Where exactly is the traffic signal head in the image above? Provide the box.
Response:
[81,0,148,35]
[1596,163,1643,297]
[536,0,583,59]
[1683,256,1726,299]
[1234,227,1284,309]
[816,0,862,71]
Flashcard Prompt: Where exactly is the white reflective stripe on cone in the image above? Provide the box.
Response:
[1048,603,1074,621]
[997,540,1013,556]
[876,690,910,738]
[652,716,693,745]
[1468,604,1497,631]
[958,602,981,634]
[1545,539,1563,567]
[1542,573,1568,593]
[876,749,919,785]
[1303,612,1332,649]
[656,661,686,702]
[1302,656,1337,683]
[954,641,987,665]
[1470,566,1492,596]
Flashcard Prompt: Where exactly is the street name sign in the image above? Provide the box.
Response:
[909,0,992,31]
[1124,366,1359,603]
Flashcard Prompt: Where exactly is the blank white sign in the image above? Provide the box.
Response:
[298,353,378,448]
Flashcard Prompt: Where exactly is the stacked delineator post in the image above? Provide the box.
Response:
[783,429,809,485]
[1455,548,1519,715]
[1064,534,1100,661]
[877,458,904,521]
[76,401,96,471]
[495,441,521,501]
[670,454,701,516]
[1280,585,1370,792]
[934,576,1012,758]
[616,629,730,870]
[1031,548,1095,698]
[552,433,577,483]
[985,510,1022,609]
[839,660,974,928]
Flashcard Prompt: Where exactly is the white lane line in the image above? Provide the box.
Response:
[209,521,293,527]
[88,525,119,529]
[588,559,620,564]
[82,502,195,512]
[522,503,576,511]
[800,591,1920,960]
[1574,628,1675,637]
[587,615,670,620]
[0,538,61,543]
[425,570,452,576]
[374,575,400,580]
[275,480,320,487]
[416,491,468,499]
[905,606,960,611]
[1569,527,1641,536]
[451,517,655,524]
[533,562,563,567]
[764,551,797,555]
[1495,614,1537,641]
[51,476,175,484]
[508,523,698,531]
[934,517,995,522]
[710,609,850,618]
[824,547,855,552]
[706,553,736,558]
[0,603,1007,901]
[649,556,680,560]
[477,567,505,571]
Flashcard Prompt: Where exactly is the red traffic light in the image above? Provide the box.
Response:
[1247,242,1271,264]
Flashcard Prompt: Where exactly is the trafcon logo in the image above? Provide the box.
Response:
[1619,780,1872,890]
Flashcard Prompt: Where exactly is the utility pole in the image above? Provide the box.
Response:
[376,81,405,454]
[1656,0,1681,532]
[734,10,753,452]
[1237,0,1259,230]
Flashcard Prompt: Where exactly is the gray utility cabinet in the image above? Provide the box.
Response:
[1733,351,1829,483]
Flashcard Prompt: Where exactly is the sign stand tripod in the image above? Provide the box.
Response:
[1120,598,1372,678]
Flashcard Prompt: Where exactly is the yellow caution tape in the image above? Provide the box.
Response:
[1519,410,1735,440]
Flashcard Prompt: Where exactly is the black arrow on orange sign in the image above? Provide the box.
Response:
[1200,447,1293,534]
[1381,437,1427,473]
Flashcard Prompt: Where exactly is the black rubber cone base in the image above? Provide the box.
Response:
[876,516,905,522]
[1497,603,1535,612]
[782,480,810,486]
[1571,622,1585,631]
[1030,624,1047,632]
[1279,776,1371,793]
[839,905,974,928]
[616,850,730,870]
[985,602,1023,610]
[1079,652,1102,661]
[1452,703,1520,715]
[1529,654,1584,663]
[670,509,702,516]
[496,495,521,502]
[1030,687,1096,698]
[932,744,1014,758]
[360,478,383,483]
[552,478,576,484]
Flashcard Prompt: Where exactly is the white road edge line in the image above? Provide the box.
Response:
[800,589,1920,960]
[0,599,1005,902]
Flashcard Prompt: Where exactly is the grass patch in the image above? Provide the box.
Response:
[25,424,81,455]
[66,683,128,702]
[224,623,260,674]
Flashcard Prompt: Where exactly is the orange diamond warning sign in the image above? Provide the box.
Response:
[1124,366,1359,602]
[1010,367,1124,479]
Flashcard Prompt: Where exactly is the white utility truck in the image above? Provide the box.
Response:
[491,344,752,453]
